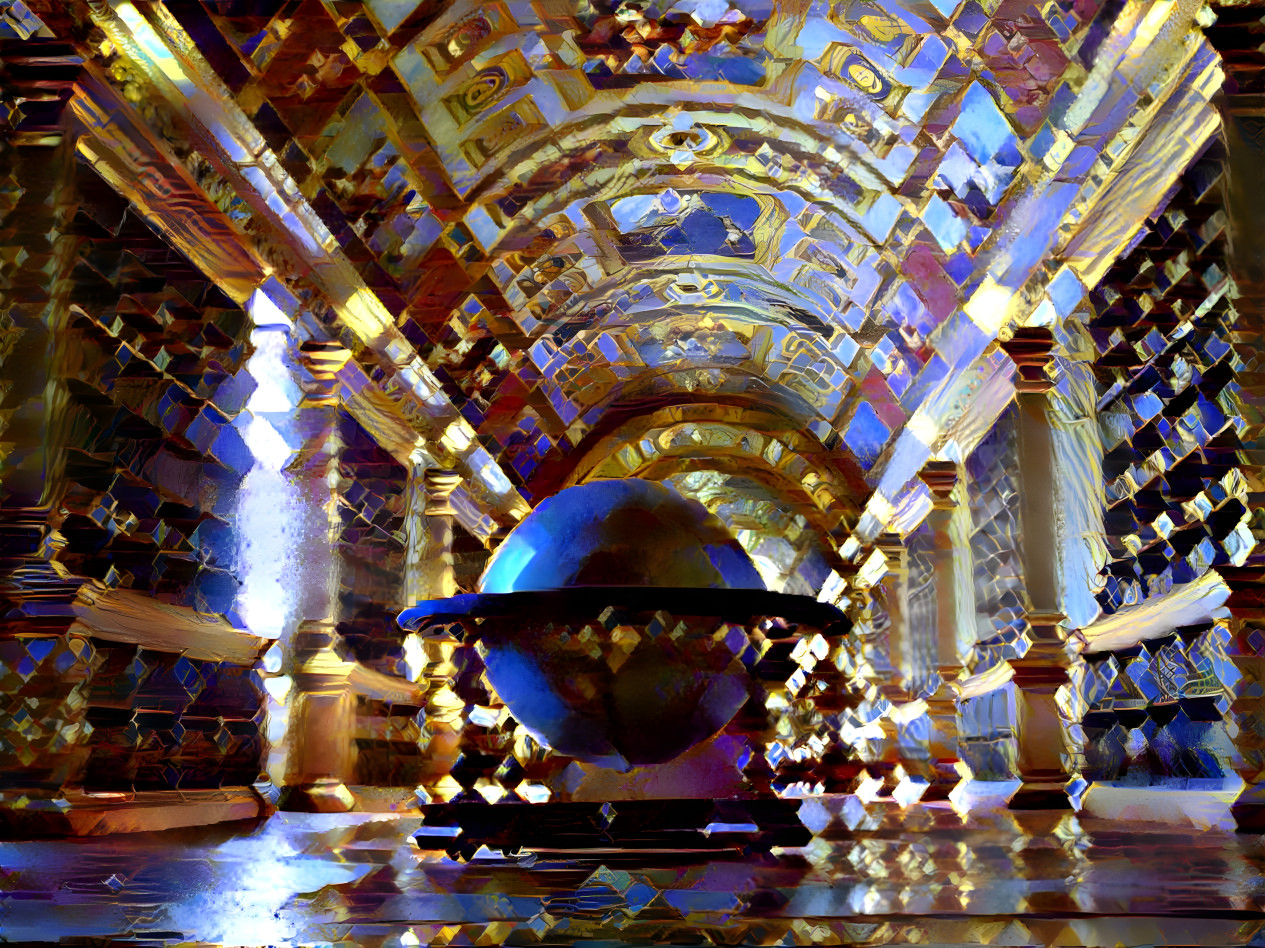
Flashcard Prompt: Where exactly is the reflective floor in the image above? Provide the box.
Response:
[4,799,1265,946]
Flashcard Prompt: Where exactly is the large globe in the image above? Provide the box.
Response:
[473,479,766,770]
[479,477,766,593]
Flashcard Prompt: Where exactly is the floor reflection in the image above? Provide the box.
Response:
[3,800,1265,945]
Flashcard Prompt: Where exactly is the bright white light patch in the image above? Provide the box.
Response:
[242,417,292,473]
[264,674,292,704]
[963,278,1014,335]
[402,633,426,682]
[248,288,293,328]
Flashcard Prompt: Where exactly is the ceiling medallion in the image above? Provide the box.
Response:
[635,115,730,167]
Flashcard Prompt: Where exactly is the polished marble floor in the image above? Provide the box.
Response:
[4,799,1265,946]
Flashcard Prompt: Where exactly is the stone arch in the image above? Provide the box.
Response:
[544,400,872,593]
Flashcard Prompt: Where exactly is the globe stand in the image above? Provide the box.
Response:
[399,587,849,860]
[410,798,813,862]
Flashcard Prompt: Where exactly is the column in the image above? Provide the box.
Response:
[872,531,921,793]
[1213,64,1265,831]
[0,56,86,808]
[841,537,905,786]
[403,468,463,802]
[875,532,912,705]
[284,620,357,811]
[920,462,969,796]
[405,468,461,603]
[1001,329,1074,809]
[269,334,352,810]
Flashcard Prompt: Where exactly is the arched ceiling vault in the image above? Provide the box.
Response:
[560,403,864,512]
[51,0,1226,570]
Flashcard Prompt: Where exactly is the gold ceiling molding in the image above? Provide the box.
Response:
[561,403,863,517]
[58,0,1229,556]
[75,0,531,538]
[70,69,267,307]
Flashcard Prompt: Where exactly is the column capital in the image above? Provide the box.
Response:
[297,341,350,409]
[423,469,462,516]
[920,461,959,510]
[292,618,338,653]
[874,531,908,568]
[1013,611,1073,678]
[298,340,352,377]
[998,328,1057,394]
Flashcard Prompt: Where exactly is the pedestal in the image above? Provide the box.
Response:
[284,620,356,812]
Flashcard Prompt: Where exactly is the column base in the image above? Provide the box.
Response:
[1009,779,1072,810]
[916,761,962,801]
[948,778,1021,814]
[1231,802,1265,833]
[1232,782,1265,832]
[281,779,356,813]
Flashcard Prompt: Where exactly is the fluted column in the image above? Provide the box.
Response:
[402,462,429,606]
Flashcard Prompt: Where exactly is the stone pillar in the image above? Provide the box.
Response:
[406,468,461,603]
[869,531,926,793]
[400,468,464,803]
[875,532,911,706]
[270,338,350,809]
[0,58,96,808]
[403,462,428,607]
[1214,78,1265,832]
[284,619,356,812]
[920,462,968,795]
[1002,330,1073,809]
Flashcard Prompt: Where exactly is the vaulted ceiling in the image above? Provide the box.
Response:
[34,0,1225,590]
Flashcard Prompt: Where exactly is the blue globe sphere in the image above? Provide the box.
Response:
[479,478,766,593]
[471,479,766,769]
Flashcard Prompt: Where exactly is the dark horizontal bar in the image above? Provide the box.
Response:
[397,587,848,633]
